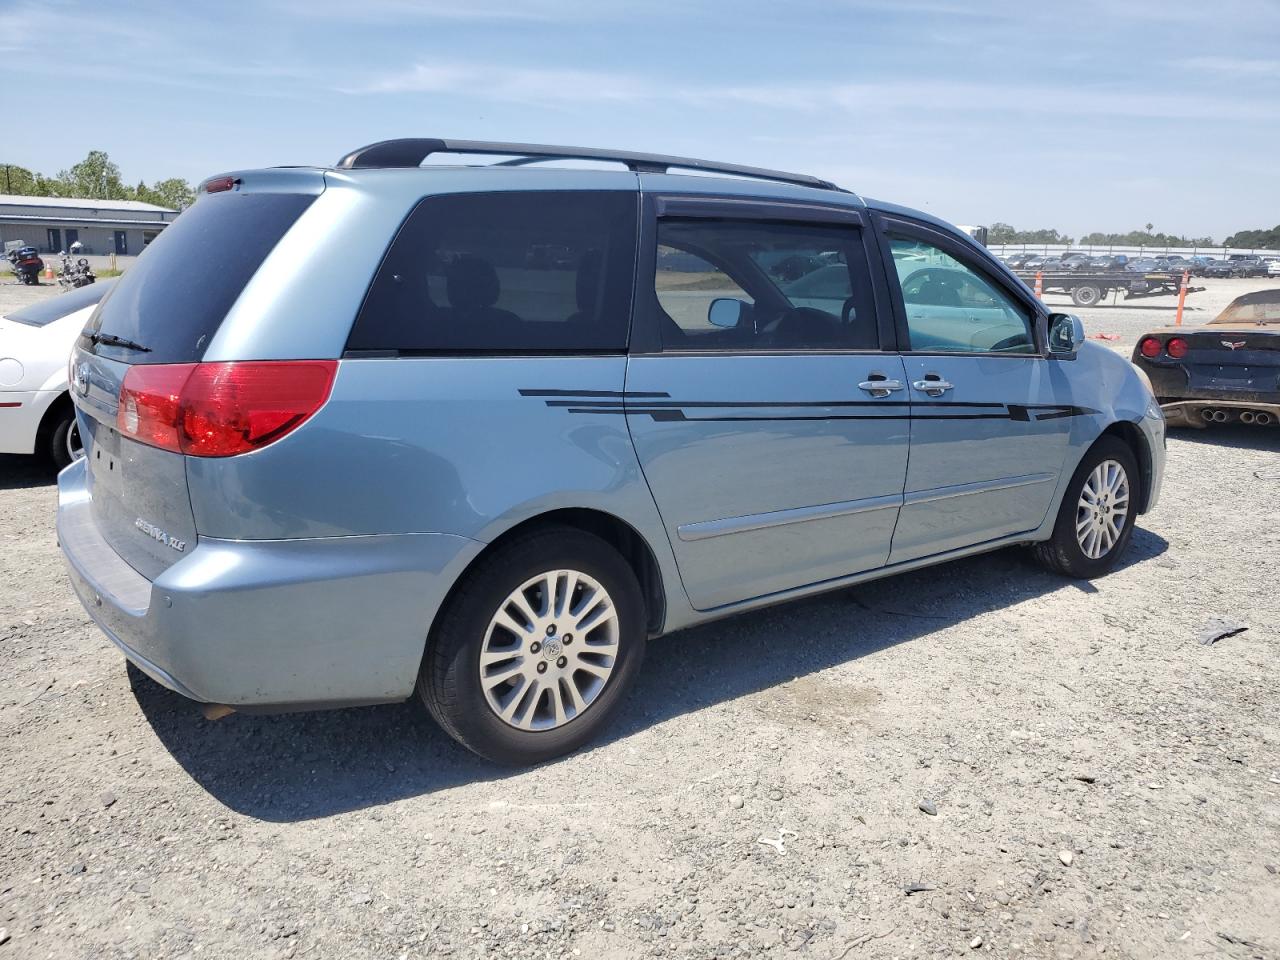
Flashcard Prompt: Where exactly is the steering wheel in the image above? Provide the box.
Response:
[840,296,859,325]
[989,334,1030,352]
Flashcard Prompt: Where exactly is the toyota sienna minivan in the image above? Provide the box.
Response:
[58,138,1165,764]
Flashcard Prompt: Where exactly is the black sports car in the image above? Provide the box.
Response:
[1132,290,1280,427]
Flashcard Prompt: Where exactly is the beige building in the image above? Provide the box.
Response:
[0,194,179,256]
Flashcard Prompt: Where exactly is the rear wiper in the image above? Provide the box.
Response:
[90,332,152,353]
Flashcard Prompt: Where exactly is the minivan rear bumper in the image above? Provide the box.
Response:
[57,459,483,708]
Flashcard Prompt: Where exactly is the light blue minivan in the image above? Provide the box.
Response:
[58,139,1164,763]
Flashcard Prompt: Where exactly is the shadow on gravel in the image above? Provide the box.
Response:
[0,454,56,490]
[133,529,1169,822]
[1167,424,1280,454]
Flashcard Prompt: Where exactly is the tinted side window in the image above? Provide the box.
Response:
[652,219,877,351]
[348,191,638,353]
[889,237,1035,354]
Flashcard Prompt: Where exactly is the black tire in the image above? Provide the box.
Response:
[1032,436,1140,579]
[47,408,81,471]
[418,527,646,765]
[1071,284,1102,307]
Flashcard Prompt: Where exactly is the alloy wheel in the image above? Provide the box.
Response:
[1076,459,1130,560]
[478,569,620,731]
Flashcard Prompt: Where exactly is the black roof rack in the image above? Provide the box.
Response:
[334,138,839,191]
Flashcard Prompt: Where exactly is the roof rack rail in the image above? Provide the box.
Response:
[334,138,839,191]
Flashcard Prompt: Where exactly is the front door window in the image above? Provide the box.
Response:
[889,238,1035,354]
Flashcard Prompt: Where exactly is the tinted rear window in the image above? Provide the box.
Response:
[347,190,638,354]
[6,279,114,327]
[84,192,315,364]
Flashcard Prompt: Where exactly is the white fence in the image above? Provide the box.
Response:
[987,242,1274,259]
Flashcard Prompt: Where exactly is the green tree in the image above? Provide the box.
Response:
[137,177,195,210]
[1224,226,1280,250]
[986,222,1072,244]
[57,150,130,200]
[0,164,39,195]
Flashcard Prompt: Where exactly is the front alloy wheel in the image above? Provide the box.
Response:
[1075,459,1130,560]
[1032,436,1139,578]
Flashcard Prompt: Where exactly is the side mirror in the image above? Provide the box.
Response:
[1047,313,1086,357]
[707,298,748,329]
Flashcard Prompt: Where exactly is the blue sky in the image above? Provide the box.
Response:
[1,0,1276,239]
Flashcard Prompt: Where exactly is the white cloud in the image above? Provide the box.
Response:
[343,60,1277,123]
[1181,55,1280,77]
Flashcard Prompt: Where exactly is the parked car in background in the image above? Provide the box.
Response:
[0,281,115,468]
[1234,257,1267,277]
[1163,256,1196,275]
[1126,258,1161,273]
[1133,289,1280,428]
[1059,253,1092,271]
[1268,259,1280,277]
[1203,259,1245,278]
[1089,255,1130,272]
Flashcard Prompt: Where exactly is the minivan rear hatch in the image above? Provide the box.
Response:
[73,181,319,579]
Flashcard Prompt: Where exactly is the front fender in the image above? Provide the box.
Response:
[1037,343,1165,528]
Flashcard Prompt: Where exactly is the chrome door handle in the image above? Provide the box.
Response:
[858,378,905,398]
[912,378,954,397]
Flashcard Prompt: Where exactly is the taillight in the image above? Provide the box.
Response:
[118,364,196,452]
[1166,337,1189,359]
[1139,336,1163,358]
[117,361,336,457]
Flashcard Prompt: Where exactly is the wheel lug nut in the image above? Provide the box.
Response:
[562,633,573,645]
[557,656,567,668]
[537,662,547,674]
[546,624,556,636]
[530,641,541,654]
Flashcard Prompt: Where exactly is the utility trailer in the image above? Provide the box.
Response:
[1013,270,1204,307]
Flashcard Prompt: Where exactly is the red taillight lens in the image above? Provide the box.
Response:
[1166,337,1189,359]
[118,364,197,452]
[1139,337,1163,358]
[180,361,336,456]
[117,361,336,457]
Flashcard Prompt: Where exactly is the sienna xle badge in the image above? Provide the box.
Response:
[58,138,1165,764]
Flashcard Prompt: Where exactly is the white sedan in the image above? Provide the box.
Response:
[0,281,113,469]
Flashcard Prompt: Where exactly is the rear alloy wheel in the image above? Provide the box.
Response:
[419,527,645,764]
[478,569,620,731]
[1032,436,1139,578]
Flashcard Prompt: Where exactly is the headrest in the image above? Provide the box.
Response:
[446,255,500,310]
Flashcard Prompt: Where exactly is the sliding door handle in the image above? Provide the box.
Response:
[858,378,905,397]
[912,378,954,396]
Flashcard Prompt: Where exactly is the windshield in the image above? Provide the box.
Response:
[1211,291,1280,325]
[4,280,115,327]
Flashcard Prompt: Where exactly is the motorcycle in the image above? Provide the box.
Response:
[5,245,44,285]
[56,249,96,289]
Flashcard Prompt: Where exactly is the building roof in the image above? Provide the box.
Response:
[0,194,178,214]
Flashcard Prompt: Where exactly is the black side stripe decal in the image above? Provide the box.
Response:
[522,390,1096,423]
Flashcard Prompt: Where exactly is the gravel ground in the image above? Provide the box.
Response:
[2,277,1278,960]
